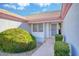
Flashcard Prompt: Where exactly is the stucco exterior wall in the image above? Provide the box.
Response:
[0,18,29,32]
[30,23,45,43]
[30,22,58,43]
[63,4,79,55]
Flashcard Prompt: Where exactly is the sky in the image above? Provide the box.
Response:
[0,3,62,16]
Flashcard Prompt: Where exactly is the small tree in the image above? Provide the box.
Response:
[58,23,62,34]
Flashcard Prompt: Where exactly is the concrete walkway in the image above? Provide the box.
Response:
[32,37,55,56]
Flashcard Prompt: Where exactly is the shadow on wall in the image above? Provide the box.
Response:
[19,23,29,31]
[63,35,66,42]
[71,45,78,56]
[36,37,44,43]
[64,35,77,56]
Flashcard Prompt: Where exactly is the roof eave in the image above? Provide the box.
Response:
[0,11,28,23]
[60,3,72,20]
[28,17,63,23]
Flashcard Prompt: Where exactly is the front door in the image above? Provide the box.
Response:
[51,24,57,36]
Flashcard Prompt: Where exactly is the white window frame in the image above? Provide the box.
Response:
[33,24,38,32]
[38,23,43,32]
[32,23,43,32]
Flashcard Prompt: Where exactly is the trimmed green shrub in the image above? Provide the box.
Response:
[0,28,36,53]
[54,41,70,56]
[55,34,63,41]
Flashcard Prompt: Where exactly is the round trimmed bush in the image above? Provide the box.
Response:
[54,41,70,56]
[0,28,36,53]
[55,34,63,41]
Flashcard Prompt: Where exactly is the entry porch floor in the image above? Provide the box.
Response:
[32,37,55,56]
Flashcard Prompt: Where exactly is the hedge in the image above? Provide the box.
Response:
[55,34,63,41]
[54,41,70,56]
[0,28,36,53]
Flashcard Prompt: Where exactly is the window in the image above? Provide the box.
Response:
[32,23,43,32]
[33,24,37,32]
[38,23,43,32]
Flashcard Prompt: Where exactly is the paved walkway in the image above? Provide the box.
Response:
[32,37,55,56]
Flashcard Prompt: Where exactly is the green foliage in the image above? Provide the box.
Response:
[0,28,36,53]
[54,41,70,56]
[55,34,63,41]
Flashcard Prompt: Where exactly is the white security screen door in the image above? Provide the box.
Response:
[51,24,57,36]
